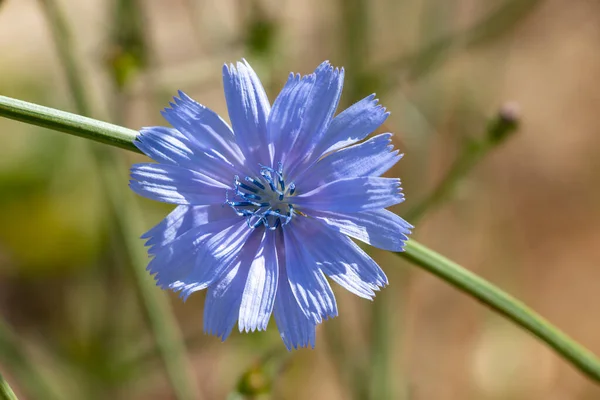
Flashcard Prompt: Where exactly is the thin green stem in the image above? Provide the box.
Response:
[1,96,600,383]
[0,95,138,153]
[0,320,60,400]
[0,373,18,400]
[405,105,519,223]
[398,240,600,381]
[35,1,199,399]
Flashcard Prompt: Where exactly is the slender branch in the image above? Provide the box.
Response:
[35,1,199,399]
[406,102,519,223]
[1,95,600,383]
[398,240,600,381]
[0,95,138,153]
[0,373,18,400]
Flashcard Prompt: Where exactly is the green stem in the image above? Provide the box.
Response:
[35,1,199,399]
[0,373,18,400]
[1,95,600,383]
[0,316,61,400]
[0,95,138,152]
[398,240,600,381]
[405,106,518,223]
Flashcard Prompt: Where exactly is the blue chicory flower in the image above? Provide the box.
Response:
[129,60,412,349]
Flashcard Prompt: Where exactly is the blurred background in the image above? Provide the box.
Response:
[1,0,600,399]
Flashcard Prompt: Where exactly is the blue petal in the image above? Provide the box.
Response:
[147,217,242,290]
[311,209,412,252]
[288,217,388,299]
[268,62,344,173]
[273,231,317,350]
[293,177,404,213]
[222,60,271,167]
[142,205,238,254]
[284,63,344,175]
[172,220,253,300]
[238,230,279,332]
[129,163,229,205]
[160,91,247,170]
[312,94,389,160]
[295,133,402,191]
[203,229,264,340]
[268,73,315,165]
[135,126,238,186]
[283,223,337,324]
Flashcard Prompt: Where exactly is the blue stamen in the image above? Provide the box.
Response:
[260,169,277,192]
[227,163,297,230]
[245,176,266,190]
[238,191,261,201]
[235,180,259,194]
[227,201,269,208]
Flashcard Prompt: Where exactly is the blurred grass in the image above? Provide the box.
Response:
[382,0,544,85]
[0,320,60,400]
[35,0,199,398]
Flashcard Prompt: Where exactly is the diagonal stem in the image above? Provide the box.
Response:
[405,103,519,223]
[1,94,600,383]
[398,240,600,381]
[0,372,18,400]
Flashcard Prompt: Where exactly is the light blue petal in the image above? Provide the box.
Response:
[283,223,337,324]
[129,163,229,205]
[273,231,317,350]
[135,126,238,186]
[172,220,253,300]
[238,230,279,332]
[289,217,387,299]
[284,63,344,175]
[268,62,343,171]
[203,229,264,340]
[222,60,271,167]
[142,205,238,254]
[295,133,402,191]
[135,127,194,166]
[268,72,315,165]
[312,94,389,159]
[160,91,247,170]
[293,177,404,213]
[147,217,241,289]
[311,209,412,252]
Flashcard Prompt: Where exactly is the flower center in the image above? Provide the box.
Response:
[225,163,296,230]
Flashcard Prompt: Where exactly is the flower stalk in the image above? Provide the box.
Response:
[1,94,600,383]
[0,373,18,400]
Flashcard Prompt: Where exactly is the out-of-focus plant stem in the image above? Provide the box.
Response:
[339,1,387,398]
[35,1,199,399]
[405,103,520,223]
[397,240,600,382]
[0,372,18,400]
[2,96,600,384]
[382,0,544,86]
[0,321,60,400]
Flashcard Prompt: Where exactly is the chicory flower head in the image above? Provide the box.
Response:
[130,60,412,349]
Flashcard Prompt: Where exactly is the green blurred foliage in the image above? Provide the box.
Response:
[106,0,148,89]
[244,2,277,59]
